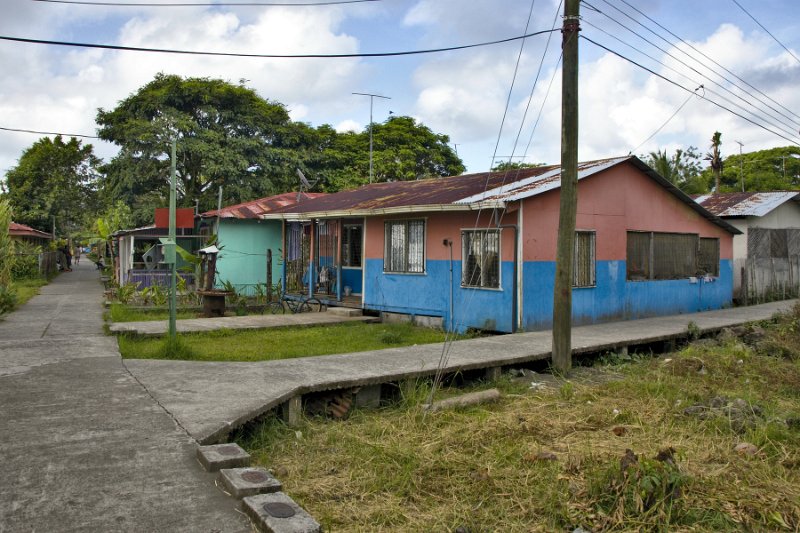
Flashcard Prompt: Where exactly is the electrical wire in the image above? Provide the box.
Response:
[0,125,99,139]
[32,0,378,6]
[581,35,800,146]
[0,29,558,59]
[608,0,800,123]
[583,1,800,142]
[628,88,699,155]
[730,0,800,67]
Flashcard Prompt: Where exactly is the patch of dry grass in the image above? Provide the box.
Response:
[239,309,800,532]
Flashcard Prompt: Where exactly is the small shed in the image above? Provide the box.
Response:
[9,222,53,247]
[694,191,800,299]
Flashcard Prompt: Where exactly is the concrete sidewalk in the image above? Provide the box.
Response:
[125,299,797,445]
[109,308,378,336]
[0,262,250,532]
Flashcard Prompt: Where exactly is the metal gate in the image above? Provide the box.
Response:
[285,222,310,294]
[315,220,339,296]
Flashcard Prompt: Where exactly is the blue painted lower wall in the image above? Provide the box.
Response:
[364,258,733,333]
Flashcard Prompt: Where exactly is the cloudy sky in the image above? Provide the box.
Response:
[1,0,799,182]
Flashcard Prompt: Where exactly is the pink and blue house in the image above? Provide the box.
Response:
[267,156,739,332]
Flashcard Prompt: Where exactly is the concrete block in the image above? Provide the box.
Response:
[219,467,282,499]
[280,396,302,427]
[197,443,251,472]
[242,492,321,533]
[412,315,443,329]
[326,307,363,317]
[354,384,381,409]
[382,312,412,324]
[484,366,501,381]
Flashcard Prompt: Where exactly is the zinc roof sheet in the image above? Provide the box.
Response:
[9,222,53,239]
[693,191,800,217]
[201,192,326,219]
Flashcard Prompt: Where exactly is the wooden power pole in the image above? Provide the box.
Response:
[552,0,580,374]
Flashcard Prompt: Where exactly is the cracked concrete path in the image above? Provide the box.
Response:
[0,262,250,533]
[125,295,797,445]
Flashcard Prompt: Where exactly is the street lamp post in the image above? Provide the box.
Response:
[353,92,391,183]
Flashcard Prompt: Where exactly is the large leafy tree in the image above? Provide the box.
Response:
[97,74,302,221]
[4,135,100,234]
[314,116,465,190]
[701,145,800,192]
[644,147,705,193]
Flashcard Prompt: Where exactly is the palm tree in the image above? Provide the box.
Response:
[705,132,723,192]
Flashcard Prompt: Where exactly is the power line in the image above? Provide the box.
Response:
[581,35,800,147]
[581,16,800,142]
[0,125,99,139]
[584,0,800,140]
[0,28,558,59]
[32,0,378,6]
[730,0,800,67]
[607,0,800,123]
[629,88,699,155]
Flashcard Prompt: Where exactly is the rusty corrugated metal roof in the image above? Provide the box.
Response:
[201,192,326,219]
[9,222,53,240]
[693,191,800,217]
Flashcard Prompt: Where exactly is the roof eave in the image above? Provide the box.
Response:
[262,201,506,221]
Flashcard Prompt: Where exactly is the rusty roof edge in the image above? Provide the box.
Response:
[628,157,742,235]
[260,201,505,221]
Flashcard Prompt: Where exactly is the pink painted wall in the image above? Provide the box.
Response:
[365,210,518,262]
[521,161,733,262]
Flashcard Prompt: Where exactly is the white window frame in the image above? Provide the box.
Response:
[383,219,426,274]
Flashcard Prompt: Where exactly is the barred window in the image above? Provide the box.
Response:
[341,224,362,267]
[574,231,596,287]
[462,230,500,288]
[627,231,700,280]
[384,220,425,273]
[697,238,720,276]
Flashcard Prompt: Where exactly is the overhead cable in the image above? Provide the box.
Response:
[581,35,800,147]
[730,0,800,67]
[584,0,800,139]
[581,16,800,141]
[0,125,99,139]
[628,88,700,155]
[608,0,800,123]
[0,29,558,59]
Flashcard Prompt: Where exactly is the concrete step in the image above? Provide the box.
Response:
[196,443,250,472]
[325,307,363,317]
[219,467,282,498]
[242,492,321,533]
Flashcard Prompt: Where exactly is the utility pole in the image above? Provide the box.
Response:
[353,92,391,183]
[168,138,177,339]
[735,140,744,192]
[552,0,580,375]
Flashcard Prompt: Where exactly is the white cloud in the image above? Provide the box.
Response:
[335,119,361,133]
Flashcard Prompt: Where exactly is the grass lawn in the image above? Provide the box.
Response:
[108,302,198,322]
[118,321,458,362]
[237,307,800,532]
[11,277,49,308]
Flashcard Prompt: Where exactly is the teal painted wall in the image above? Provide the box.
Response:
[215,219,282,291]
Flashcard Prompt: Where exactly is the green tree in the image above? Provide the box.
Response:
[0,199,16,314]
[316,116,465,191]
[491,161,545,172]
[90,201,135,264]
[644,147,705,193]
[4,136,100,234]
[97,74,303,221]
[701,145,800,192]
[705,131,723,192]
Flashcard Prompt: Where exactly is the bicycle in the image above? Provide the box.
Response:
[265,293,323,314]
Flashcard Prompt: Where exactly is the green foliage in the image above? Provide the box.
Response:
[10,241,41,280]
[645,147,705,193]
[116,282,140,304]
[4,136,100,234]
[491,161,545,172]
[0,198,15,287]
[139,284,168,306]
[0,285,17,315]
[703,145,800,192]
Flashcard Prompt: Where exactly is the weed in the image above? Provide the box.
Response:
[161,335,196,359]
[687,320,701,340]
[559,381,575,400]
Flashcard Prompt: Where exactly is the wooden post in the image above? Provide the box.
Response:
[267,249,273,302]
[552,0,580,375]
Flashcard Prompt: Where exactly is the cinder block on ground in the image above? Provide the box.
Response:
[412,314,443,329]
[484,366,502,381]
[219,467,282,498]
[280,396,302,427]
[242,492,321,533]
[326,307,363,317]
[197,443,251,472]
[354,384,381,409]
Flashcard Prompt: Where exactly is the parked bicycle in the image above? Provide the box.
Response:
[265,293,323,314]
